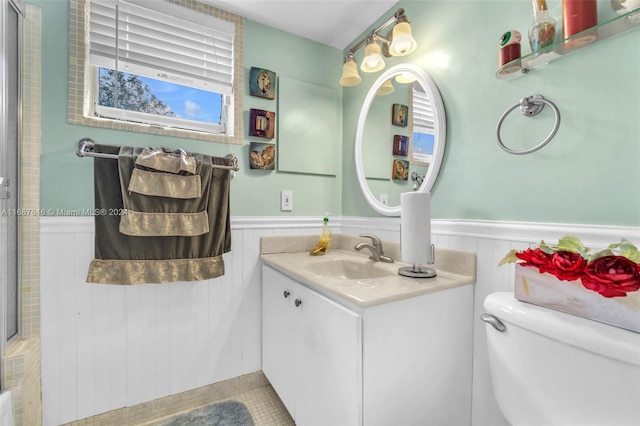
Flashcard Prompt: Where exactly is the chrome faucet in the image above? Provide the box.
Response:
[355,234,394,263]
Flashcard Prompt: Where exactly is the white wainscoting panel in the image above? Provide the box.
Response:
[40,217,324,425]
[40,216,639,425]
[342,217,639,426]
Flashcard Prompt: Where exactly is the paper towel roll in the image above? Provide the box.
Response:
[401,192,432,264]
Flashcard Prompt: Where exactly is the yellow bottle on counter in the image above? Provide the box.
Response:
[310,216,331,256]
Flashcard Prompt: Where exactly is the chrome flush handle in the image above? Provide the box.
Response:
[480,313,506,332]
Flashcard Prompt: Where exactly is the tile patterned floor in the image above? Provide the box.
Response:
[232,385,295,426]
[148,384,294,426]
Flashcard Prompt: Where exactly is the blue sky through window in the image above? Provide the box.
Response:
[413,132,434,155]
[141,76,222,124]
[99,68,223,125]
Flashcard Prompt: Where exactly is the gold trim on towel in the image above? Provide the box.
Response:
[119,210,209,236]
[86,256,225,284]
[128,168,202,199]
[135,148,197,174]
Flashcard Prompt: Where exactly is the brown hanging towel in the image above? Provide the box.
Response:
[86,144,232,285]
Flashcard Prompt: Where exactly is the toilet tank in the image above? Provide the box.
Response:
[483,292,640,426]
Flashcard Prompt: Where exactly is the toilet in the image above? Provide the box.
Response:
[482,292,640,426]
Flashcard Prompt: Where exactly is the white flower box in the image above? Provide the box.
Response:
[514,264,640,333]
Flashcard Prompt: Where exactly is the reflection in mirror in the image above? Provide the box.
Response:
[362,82,430,206]
[411,84,435,167]
[355,64,446,216]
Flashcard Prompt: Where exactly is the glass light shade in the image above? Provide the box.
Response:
[389,22,417,56]
[376,79,395,96]
[361,41,385,73]
[395,72,417,84]
[339,58,361,86]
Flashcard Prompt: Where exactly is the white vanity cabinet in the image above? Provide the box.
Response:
[262,265,363,425]
[262,262,474,426]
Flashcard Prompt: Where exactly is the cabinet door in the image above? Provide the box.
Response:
[263,265,363,425]
[295,284,363,426]
[262,266,298,417]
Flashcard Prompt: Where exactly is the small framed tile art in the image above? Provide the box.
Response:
[249,142,276,170]
[392,159,409,181]
[249,108,276,139]
[249,67,276,100]
[393,135,409,157]
[392,103,408,127]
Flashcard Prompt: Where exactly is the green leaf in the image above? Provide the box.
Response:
[618,239,640,263]
[589,249,613,261]
[556,235,589,256]
[590,239,640,263]
[538,241,555,254]
[498,250,520,266]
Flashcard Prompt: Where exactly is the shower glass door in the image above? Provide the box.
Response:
[0,0,23,390]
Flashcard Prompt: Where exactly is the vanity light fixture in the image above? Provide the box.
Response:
[339,52,362,86]
[395,72,417,84]
[376,79,395,96]
[388,14,417,56]
[361,36,385,73]
[339,8,418,87]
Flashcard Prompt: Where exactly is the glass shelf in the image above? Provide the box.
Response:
[496,7,640,79]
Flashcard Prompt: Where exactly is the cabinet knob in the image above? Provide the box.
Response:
[295,298,302,307]
[283,290,290,298]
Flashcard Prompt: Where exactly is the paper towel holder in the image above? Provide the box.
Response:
[398,244,437,278]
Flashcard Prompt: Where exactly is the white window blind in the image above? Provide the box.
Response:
[412,86,435,134]
[89,0,234,95]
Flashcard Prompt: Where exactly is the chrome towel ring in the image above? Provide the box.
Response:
[496,94,560,155]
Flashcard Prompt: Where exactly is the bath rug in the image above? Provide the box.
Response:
[158,400,255,426]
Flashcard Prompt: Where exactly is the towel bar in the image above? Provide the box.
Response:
[76,137,240,171]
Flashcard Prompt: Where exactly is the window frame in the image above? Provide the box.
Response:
[91,67,230,135]
[411,131,434,165]
[409,84,436,167]
[68,0,244,145]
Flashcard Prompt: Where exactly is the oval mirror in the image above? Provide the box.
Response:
[355,63,446,216]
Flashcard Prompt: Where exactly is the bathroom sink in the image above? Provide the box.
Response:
[304,258,397,280]
[261,243,477,307]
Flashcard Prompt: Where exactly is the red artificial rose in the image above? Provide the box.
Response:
[580,255,640,298]
[515,248,552,270]
[542,251,588,281]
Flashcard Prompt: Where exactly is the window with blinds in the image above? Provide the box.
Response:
[411,85,435,165]
[87,0,235,134]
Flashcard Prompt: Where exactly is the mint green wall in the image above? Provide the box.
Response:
[33,1,343,217]
[28,1,640,225]
[239,20,343,216]
[342,0,640,226]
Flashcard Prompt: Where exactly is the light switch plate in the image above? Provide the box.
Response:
[281,190,293,211]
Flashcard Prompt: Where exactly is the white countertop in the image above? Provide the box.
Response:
[260,234,476,308]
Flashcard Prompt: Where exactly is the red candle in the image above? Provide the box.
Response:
[562,0,597,48]
[499,43,521,67]
[498,30,522,71]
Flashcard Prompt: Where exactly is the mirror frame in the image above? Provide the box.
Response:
[354,63,446,216]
